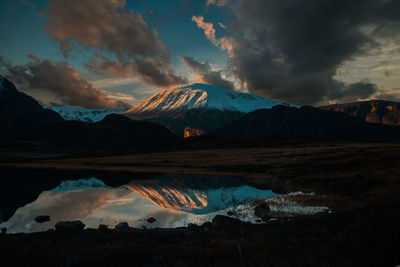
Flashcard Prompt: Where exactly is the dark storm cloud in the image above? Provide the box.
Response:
[133,57,189,88]
[373,91,400,102]
[84,53,188,88]
[46,0,187,88]
[1,55,131,109]
[328,81,378,101]
[227,0,400,105]
[181,56,235,90]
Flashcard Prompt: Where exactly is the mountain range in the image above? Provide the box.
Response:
[320,100,400,126]
[215,105,400,142]
[0,75,178,154]
[2,73,400,154]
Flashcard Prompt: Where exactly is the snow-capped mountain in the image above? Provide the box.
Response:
[125,83,283,115]
[44,106,127,122]
[124,83,288,136]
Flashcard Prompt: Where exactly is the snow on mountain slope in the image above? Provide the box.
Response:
[125,83,286,115]
[44,106,126,122]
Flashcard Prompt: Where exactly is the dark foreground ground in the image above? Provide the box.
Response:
[0,138,400,266]
[1,198,399,267]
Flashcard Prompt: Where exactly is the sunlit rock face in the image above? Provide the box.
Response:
[184,127,205,138]
[125,184,207,211]
[320,100,400,126]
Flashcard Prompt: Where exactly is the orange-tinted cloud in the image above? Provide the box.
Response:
[192,16,234,53]
[192,15,217,46]
[45,0,187,89]
[45,0,166,59]
[219,37,234,52]
[3,55,131,109]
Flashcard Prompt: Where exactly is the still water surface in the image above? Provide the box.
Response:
[1,176,276,233]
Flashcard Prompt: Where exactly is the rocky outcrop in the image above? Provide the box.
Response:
[147,217,156,224]
[320,100,400,126]
[35,215,50,223]
[184,127,206,138]
[254,202,271,222]
[115,222,130,230]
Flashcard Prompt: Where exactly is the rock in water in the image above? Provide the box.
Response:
[115,222,130,230]
[55,221,85,231]
[147,217,156,223]
[254,202,271,222]
[35,215,50,223]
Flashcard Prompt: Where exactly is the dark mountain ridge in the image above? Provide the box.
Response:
[0,75,179,154]
[215,105,400,142]
[320,100,400,126]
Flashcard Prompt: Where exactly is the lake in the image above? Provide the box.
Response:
[0,175,277,233]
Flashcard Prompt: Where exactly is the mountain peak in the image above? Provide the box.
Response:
[175,83,228,92]
[126,83,283,115]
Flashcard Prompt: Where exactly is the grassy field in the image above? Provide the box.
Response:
[2,141,400,200]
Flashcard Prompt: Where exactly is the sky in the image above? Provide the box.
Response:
[1,0,400,108]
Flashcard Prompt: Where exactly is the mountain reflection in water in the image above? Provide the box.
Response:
[0,177,276,233]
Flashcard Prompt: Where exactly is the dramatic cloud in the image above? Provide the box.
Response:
[45,0,165,59]
[329,82,378,102]
[181,56,235,90]
[132,57,188,88]
[192,16,234,53]
[45,0,187,88]
[84,54,132,78]
[2,55,131,109]
[85,54,187,88]
[222,0,400,105]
